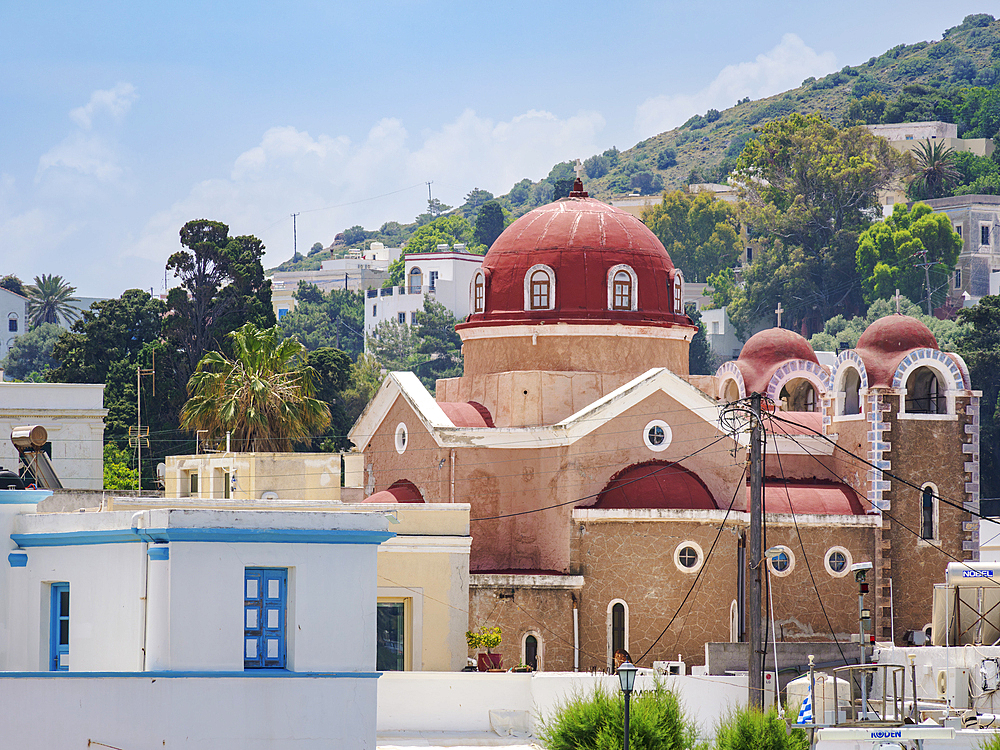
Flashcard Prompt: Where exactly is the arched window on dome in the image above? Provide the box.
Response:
[607,264,637,311]
[906,366,944,414]
[471,271,485,313]
[672,270,684,314]
[779,378,817,412]
[523,264,555,311]
[408,267,423,294]
[839,366,862,416]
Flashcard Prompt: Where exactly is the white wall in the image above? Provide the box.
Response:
[0,287,28,357]
[0,674,377,749]
[376,671,747,736]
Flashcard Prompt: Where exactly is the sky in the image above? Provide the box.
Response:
[0,2,994,298]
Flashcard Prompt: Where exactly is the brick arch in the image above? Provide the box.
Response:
[715,361,746,401]
[891,348,964,391]
[833,350,869,391]
[765,359,829,404]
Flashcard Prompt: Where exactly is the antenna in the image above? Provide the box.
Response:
[291,212,300,258]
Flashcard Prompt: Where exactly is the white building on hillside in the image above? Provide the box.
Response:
[0,287,28,358]
[364,249,483,336]
[0,380,106,489]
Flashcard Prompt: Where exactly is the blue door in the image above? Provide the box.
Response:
[244,568,286,669]
[50,583,69,671]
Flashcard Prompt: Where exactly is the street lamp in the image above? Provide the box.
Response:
[618,660,637,750]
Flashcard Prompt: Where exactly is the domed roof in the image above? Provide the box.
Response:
[735,328,819,395]
[460,183,690,329]
[855,315,939,387]
[589,462,717,510]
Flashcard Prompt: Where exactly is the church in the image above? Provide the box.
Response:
[350,179,980,672]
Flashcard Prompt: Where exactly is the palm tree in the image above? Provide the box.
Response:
[180,323,330,452]
[908,140,962,200]
[26,274,80,327]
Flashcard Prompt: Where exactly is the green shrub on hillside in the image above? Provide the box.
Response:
[714,707,808,750]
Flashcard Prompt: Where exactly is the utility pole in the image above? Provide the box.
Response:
[748,392,764,709]
[131,356,154,492]
[426,181,434,215]
[291,213,300,259]
[916,249,934,315]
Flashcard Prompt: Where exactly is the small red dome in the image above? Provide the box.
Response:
[855,315,939,387]
[460,196,690,329]
[362,479,424,503]
[735,328,818,395]
[589,462,717,510]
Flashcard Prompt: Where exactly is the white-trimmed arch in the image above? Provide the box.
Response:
[832,351,869,417]
[671,269,684,315]
[523,263,556,311]
[765,360,829,408]
[715,361,746,402]
[521,630,543,671]
[892,348,963,416]
[470,270,486,313]
[607,264,638,311]
[606,598,630,670]
[947,351,972,390]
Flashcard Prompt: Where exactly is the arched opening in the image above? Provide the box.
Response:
[408,267,423,294]
[673,271,684,314]
[7,312,17,333]
[840,367,861,415]
[722,378,741,403]
[779,378,817,412]
[523,633,540,671]
[906,366,944,414]
[612,271,632,310]
[920,483,937,540]
[529,270,551,310]
[473,274,485,312]
[611,603,626,655]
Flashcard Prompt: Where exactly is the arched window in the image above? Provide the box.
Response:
[906,367,944,414]
[780,378,817,412]
[672,270,684,314]
[473,273,485,313]
[920,483,938,541]
[522,264,555,311]
[530,270,550,309]
[408,267,422,294]
[722,378,741,403]
[606,599,629,670]
[7,312,17,333]
[840,367,861,416]
[522,632,541,671]
[607,265,637,311]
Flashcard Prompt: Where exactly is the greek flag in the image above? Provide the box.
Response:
[796,692,813,725]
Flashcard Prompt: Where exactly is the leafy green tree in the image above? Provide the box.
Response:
[412,299,463,391]
[959,296,1000,498]
[810,296,967,353]
[404,215,483,254]
[685,304,718,375]
[277,283,364,359]
[844,92,888,125]
[907,140,962,200]
[629,172,663,195]
[341,225,372,246]
[656,147,677,169]
[181,323,330,452]
[584,154,611,179]
[715,707,807,750]
[427,198,452,218]
[643,191,740,283]
[0,275,26,297]
[461,188,494,219]
[368,319,421,373]
[308,242,325,256]
[103,443,138,490]
[383,256,405,289]
[473,201,505,249]
[0,322,62,380]
[856,203,962,310]
[728,113,900,334]
[26,274,80,327]
[306,347,354,451]
[339,353,383,440]
[165,219,275,383]
[507,178,533,206]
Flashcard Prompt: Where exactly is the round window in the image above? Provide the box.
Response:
[643,420,672,452]
[394,423,408,455]
[766,546,794,577]
[824,546,852,577]
[673,541,703,572]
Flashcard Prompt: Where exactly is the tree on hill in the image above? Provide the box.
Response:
[0,275,26,297]
[726,113,901,335]
[855,202,962,311]
[164,219,275,383]
[404,214,483,254]
[473,201,505,249]
[277,282,364,359]
[0,322,62,380]
[642,190,740,283]
[181,323,330,453]
[26,274,80,327]
[461,188,494,219]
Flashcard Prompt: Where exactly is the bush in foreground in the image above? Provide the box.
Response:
[714,707,807,750]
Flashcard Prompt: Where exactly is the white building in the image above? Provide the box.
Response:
[271,242,401,320]
[0,381,106,489]
[0,287,28,358]
[364,249,483,336]
[0,496,391,748]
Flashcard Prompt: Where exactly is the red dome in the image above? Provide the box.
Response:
[459,194,690,329]
[589,462,717,510]
[855,315,939,387]
[362,479,424,503]
[735,328,818,395]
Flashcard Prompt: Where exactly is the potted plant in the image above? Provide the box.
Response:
[466,625,502,671]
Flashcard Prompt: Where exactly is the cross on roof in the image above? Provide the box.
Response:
[894,289,902,314]
[574,159,584,179]
[775,302,783,328]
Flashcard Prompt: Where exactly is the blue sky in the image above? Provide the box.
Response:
[0,2,992,297]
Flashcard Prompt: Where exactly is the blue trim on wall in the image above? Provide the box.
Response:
[147,546,169,561]
[12,527,394,548]
[0,489,52,505]
[0,670,382,679]
[8,552,27,567]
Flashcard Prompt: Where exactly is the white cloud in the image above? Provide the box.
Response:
[635,34,837,138]
[37,132,125,182]
[69,83,138,130]
[127,108,606,270]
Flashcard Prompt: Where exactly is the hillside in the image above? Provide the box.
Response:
[270,13,1000,274]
